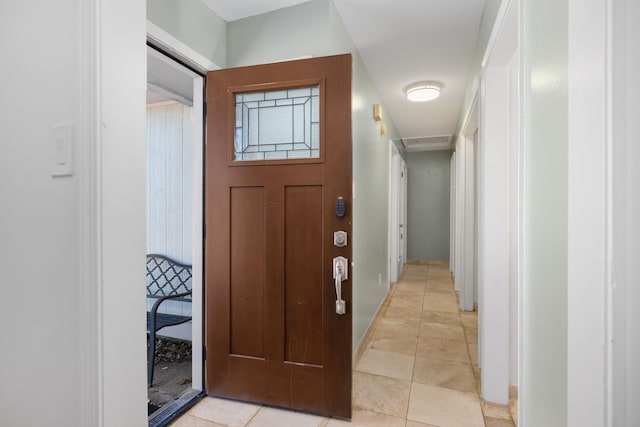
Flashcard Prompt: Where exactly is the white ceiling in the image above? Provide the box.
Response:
[202,0,486,149]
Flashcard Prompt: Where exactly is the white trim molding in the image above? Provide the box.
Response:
[147,21,220,73]
[77,0,102,425]
[567,0,610,425]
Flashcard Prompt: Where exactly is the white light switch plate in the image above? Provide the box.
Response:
[52,123,74,177]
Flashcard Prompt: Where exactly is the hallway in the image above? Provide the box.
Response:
[170,262,516,426]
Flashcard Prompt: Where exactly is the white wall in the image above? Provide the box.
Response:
[612,1,640,424]
[478,65,510,404]
[0,1,148,426]
[609,0,640,426]
[100,0,148,425]
[507,52,519,387]
[566,0,608,424]
[0,2,81,425]
[521,0,568,424]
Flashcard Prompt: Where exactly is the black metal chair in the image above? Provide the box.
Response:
[146,254,192,387]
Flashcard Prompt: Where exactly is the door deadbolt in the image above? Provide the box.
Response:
[333,230,347,247]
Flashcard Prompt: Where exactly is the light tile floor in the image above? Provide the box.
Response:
[170,262,516,427]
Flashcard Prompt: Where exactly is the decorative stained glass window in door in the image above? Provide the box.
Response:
[234,86,320,161]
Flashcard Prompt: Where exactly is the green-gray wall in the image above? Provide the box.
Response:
[406,150,451,261]
[522,0,568,425]
[226,0,401,351]
[147,0,227,67]
[227,0,330,66]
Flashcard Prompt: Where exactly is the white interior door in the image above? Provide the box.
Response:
[389,145,408,282]
[400,160,408,269]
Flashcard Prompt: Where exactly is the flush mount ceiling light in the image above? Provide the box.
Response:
[405,82,442,102]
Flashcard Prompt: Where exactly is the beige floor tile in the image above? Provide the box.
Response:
[424,288,456,297]
[352,371,411,418]
[369,329,418,355]
[404,264,429,271]
[425,278,454,290]
[468,343,478,366]
[485,417,516,427]
[394,290,426,300]
[407,383,484,427]
[246,407,327,427]
[482,401,513,420]
[404,263,429,271]
[423,285,455,295]
[399,278,428,285]
[416,337,471,364]
[326,409,405,427]
[419,321,466,342]
[404,267,428,274]
[355,348,415,381]
[187,397,261,427]
[421,310,461,326]
[394,283,426,297]
[169,414,225,427]
[383,305,422,322]
[396,280,427,290]
[388,296,424,312]
[401,273,429,282]
[376,317,420,337]
[460,312,478,328]
[423,293,459,313]
[472,365,480,374]
[413,356,476,392]
[428,273,452,282]
[405,421,440,427]
[509,386,519,426]
[464,328,478,344]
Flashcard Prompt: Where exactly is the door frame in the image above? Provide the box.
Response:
[455,94,478,312]
[146,23,218,392]
[388,142,407,282]
[476,0,519,406]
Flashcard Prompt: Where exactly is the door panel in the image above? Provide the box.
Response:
[285,185,323,366]
[229,186,265,359]
[205,54,352,418]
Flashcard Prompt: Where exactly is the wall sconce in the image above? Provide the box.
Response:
[373,104,382,122]
[380,123,387,136]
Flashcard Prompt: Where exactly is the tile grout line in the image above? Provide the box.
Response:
[242,404,264,427]
[403,264,424,425]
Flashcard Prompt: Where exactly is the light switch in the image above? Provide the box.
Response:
[52,123,74,177]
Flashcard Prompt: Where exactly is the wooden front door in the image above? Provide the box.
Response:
[205,54,352,418]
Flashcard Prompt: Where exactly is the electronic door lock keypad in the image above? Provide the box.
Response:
[335,196,346,217]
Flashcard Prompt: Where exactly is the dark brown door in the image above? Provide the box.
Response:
[205,54,352,418]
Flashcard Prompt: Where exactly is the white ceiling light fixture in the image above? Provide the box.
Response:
[405,82,442,102]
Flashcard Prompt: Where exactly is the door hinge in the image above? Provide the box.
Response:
[203,101,207,117]
[204,224,207,239]
[203,346,207,361]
